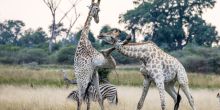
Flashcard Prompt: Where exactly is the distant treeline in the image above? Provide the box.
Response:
[0,15,220,74]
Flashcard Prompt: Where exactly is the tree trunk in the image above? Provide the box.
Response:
[49,14,56,53]
[131,28,136,42]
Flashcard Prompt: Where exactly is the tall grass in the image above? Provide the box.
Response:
[0,85,219,110]
[0,65,220,88]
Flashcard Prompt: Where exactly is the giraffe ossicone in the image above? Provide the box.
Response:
[98,28,196,110]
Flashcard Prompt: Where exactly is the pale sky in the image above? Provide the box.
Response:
[0,0,220,37]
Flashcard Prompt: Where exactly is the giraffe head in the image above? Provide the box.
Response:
[98,28,122,44]
[90,0,101,23]
[98,28,131,45]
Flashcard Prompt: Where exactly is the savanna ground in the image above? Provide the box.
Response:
[0,65,220,110]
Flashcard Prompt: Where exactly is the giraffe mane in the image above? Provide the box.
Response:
[125,41,156,46]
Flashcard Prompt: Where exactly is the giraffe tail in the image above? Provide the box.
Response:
[174,85,182,110]
[115,91,118,105]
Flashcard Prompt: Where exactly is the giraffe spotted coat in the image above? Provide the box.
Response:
[98,29,196,110]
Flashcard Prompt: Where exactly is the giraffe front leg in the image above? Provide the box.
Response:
[137,78,151,110]
[155,79,166,110]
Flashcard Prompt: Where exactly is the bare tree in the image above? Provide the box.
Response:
[43,0,80,53]
[61,0,80,38]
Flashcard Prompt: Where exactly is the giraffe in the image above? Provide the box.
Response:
[98,28,196,110]
[74,1,116,110]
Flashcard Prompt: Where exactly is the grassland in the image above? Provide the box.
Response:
[0,64,219,110]
[0,85,219,110]
[0,65,220,88]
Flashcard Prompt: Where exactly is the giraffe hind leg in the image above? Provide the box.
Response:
[165,82,182,110]
[165,82,177,103]
[155,79,166,110]
[181,84,196,110]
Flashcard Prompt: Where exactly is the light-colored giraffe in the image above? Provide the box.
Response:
[98,28,196,110]
[74,1,116,110]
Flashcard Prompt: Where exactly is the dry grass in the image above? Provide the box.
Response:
[0,85,219,110]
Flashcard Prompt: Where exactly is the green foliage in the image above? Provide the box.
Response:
[0,20,25,45]
[0,45,21,64]
[98,68,111,83]
[170,44,220,73]
[99,25,128,46]
[19,28,47,47]
[17,48,48,64]
[57,46,76,64]
[121,0,219,50]
[75,30,95,43]
[47,53,58,64]
[100,25,111,33]
[189,16,219,47]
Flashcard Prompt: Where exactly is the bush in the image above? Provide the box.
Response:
[170,44,220,73]
[57,46,76,64]
[98,68,111,83]
[47,53,58,64]
[0,45,21,64]
[17,48,48,64]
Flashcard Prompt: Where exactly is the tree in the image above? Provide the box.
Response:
[75,30,96,43]
[120,0,219,50]
[43,0,80,53]
[19,28,47,47]
[99,25,128,41]
[0,20,25,45]
[188,16,219,47]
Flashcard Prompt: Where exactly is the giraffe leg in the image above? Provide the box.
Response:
[137,79,151,110]
[93,72,104,110]
[86,97,91,110]
[155,79,166,110]
[181,84,196,110]
[165,82,177,103]
[77,98,82,110]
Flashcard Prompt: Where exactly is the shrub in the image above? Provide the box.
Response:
[57,46,76,64]
[171,44,220,73]
[98,68,111,83]
[17,48,48,64]
[47,53,58,64]
[0,45,21,64]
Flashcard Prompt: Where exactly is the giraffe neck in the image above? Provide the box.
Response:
[79,14,93,43]
[117,43,157,59]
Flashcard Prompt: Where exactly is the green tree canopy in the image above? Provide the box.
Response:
[19,28,47,47]
[120,0,219,50]
[99,25,128,45]
[75,30,96,43]
[0,20,25,45]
